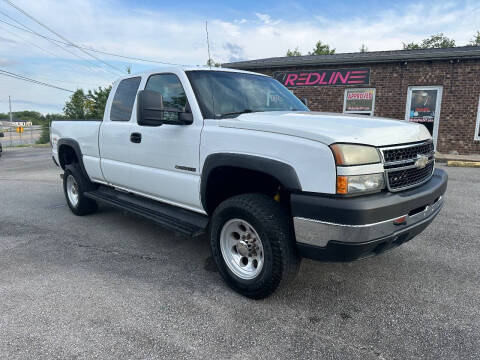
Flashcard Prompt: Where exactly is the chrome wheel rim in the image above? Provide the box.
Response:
[220,219,264,280]
[66,175,79,207]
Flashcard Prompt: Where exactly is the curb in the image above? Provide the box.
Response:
[447,160,480,168]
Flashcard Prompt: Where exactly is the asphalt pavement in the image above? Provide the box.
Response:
[0,147,479,359]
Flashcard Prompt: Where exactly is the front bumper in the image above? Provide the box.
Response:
[292,168,447,262]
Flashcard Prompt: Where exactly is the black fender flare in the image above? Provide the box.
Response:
[200,153,302,211]
[57,138,90,181]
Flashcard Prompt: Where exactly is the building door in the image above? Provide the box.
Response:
[405,86,443,148]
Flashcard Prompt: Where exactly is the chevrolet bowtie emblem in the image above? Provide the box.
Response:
[415,154,429,169]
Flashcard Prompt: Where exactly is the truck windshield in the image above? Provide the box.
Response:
[186,70,309,119]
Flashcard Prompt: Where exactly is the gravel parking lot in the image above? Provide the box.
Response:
[0,147,479,359]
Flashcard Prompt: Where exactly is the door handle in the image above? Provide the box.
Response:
[130,132,142,143]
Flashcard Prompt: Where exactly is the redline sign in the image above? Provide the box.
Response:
[274,68,370,87]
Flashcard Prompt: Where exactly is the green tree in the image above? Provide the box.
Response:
[359,44,368,53]
[206,59,221,67]
[85,86,112,119]
[44,113,66,122]
[308,41,335,55]
[286,47,302,56]
[470,31,480,46]
[0,111,46,124]
[403,42,421,50]
[36,113,67,144]
[7,111,44,125]
[63,89,87,119]
[36,124,50,144]
[403,33,455,50]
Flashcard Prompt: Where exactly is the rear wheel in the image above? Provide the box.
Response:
[63,164,98,216]
[210,193,300,299]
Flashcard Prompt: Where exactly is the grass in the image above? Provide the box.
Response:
[2,143,50,149]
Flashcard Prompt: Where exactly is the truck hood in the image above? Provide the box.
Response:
[219,111,431,147]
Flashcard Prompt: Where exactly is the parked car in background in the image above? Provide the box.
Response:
[50,67,448,299]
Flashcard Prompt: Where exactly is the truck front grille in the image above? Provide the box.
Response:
[381,141,435,192]
[387,161,434,190]
[383,141,434,163]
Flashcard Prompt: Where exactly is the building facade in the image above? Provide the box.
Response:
[224,46,480,155]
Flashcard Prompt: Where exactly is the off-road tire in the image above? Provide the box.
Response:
[210,193,300,299]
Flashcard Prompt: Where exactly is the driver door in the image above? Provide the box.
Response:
[125,72,203,212]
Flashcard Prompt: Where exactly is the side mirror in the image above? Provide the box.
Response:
[137,89,193,126]
[300,98,308,106]
[0,132,4,138]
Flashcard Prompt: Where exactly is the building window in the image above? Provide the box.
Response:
[475,96,480,141]
[405,86,443,148]
[343,88,375,116]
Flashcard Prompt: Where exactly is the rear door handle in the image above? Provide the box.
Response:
[130,132,142,143]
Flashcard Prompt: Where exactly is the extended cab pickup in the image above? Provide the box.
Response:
[51,67,447,299]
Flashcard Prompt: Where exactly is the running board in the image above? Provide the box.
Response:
[84,186,208,237]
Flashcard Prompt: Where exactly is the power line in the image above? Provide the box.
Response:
[0,22,113,86]
[0,69,74,92]
[0,17,184,66]
[0,8,120,76]
[0,13,119,76]
[2,0,125,75]
[0,22,66,60]
[67,44,185,66]
[33,75,109,87]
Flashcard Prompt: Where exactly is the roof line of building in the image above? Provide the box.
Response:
[223,46,480,70]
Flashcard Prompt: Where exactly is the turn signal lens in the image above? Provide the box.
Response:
[336,173,385,195]
[336,176,348,194]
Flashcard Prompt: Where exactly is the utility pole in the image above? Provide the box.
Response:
[8,95,13,147]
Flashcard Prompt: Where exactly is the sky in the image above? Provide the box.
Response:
[0,0,479,115]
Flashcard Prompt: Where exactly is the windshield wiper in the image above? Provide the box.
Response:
[219,109,260,117]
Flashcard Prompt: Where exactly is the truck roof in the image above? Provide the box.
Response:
[119,66,269,81]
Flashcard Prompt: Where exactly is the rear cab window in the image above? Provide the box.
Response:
[110,77,142,121]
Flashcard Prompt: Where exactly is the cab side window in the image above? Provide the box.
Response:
[145,74,188,110]
[110,77,141,121]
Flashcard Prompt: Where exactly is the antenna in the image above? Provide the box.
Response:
[205,20,212,68]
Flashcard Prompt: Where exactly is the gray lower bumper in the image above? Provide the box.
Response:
[294,196,443,248]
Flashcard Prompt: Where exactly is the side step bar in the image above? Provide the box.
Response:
[84,186,209,237]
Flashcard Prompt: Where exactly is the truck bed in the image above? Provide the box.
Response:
[51,120,103,178]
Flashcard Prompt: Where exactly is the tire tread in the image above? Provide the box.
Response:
[210,193,300,299]
[63,164,98,216]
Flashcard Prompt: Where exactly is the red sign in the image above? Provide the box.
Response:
[274,68,370,87]
[347,92,373,100]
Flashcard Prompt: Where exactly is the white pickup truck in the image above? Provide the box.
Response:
[51,67,447,299]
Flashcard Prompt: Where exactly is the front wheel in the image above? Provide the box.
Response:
[210,193,300,299]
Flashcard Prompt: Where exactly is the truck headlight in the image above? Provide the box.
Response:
[330,144,381,165]
[336,173,385,195]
